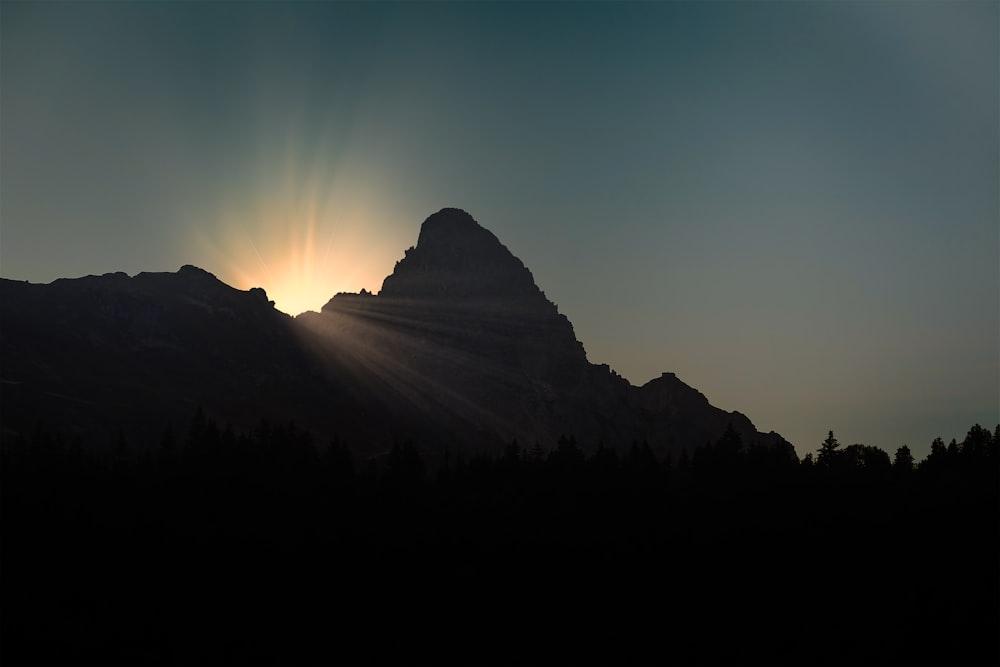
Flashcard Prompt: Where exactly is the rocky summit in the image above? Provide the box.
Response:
[379,208,543,301]
[1,208,794,463]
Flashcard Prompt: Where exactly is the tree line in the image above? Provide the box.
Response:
[2,414,997,665]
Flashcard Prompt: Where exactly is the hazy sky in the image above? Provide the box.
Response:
[2,1,997,457]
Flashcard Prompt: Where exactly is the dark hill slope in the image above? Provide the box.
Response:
[0,267,361,448]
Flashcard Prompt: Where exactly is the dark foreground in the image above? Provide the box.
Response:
[2,418,997,665]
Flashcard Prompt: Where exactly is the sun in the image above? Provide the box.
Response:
[188,113,413,316]
[196,188,399,316]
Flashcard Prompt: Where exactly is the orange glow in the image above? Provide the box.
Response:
[193,138,408,316]
[198,198,397,316]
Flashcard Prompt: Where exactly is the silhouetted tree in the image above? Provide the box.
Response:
[839,443,891,476]
[920,436,948,472]
[961,424,992,461]
[892,445,914,473]
[817,431,841,468]
[946,438,960,459]
[3,410,997,666]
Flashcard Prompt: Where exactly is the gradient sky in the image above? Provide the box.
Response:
[2,1,997,458]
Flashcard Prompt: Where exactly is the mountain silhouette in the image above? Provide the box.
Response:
[0,208,794,462]
[0,265,367,449]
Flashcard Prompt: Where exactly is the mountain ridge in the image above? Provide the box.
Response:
[0,208,795,462]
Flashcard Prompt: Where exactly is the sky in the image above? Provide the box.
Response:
[2,1,997,458]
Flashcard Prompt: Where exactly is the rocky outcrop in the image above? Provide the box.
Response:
[635,372,792,456]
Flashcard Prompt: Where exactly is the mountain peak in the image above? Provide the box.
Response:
[178,264,218,279]
[415,207,482,246]
[378,208,541,301]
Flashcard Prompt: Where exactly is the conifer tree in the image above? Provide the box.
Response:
[892,445,914,473]
[817,431,840,468]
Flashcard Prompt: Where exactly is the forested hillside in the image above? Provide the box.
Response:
[2,417,995,665]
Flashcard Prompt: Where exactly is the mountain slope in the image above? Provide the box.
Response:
[0,267,361,448]
[298,208,791,458]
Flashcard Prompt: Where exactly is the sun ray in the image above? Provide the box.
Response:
[248,238,276,285]
[185,85,418,317]
[301,297,535,443]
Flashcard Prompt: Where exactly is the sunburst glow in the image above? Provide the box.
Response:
[202,200,376,316]
[194,135,406,316]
